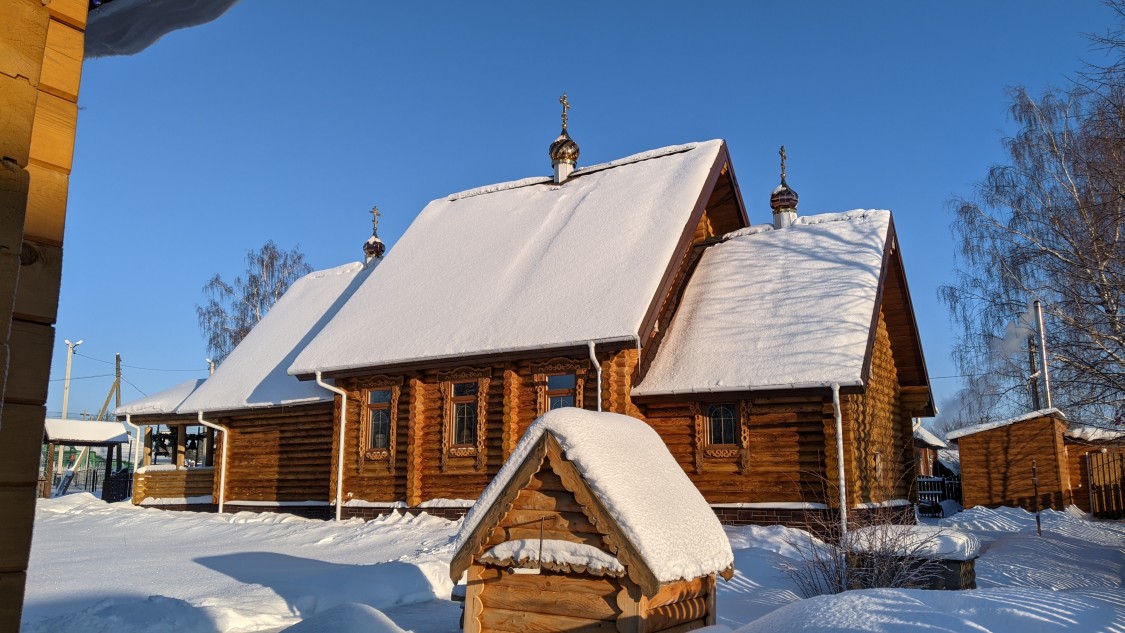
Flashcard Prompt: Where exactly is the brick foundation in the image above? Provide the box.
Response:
[139,503,218,513]
[223,505,334,520]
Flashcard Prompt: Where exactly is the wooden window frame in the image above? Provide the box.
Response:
[440,367,490,472]
[355,376,402,472]
[532,359,588,416]
[692,400,752,474]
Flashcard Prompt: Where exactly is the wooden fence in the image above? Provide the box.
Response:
[917,475,962,515]
[1088,451,1124,519]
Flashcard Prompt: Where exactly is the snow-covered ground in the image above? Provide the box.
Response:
[24,495,1125,632]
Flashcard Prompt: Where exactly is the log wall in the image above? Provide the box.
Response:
[336,346,635,507]
[216,403,334,503]
[840,311,914,506]
[1064,438,1125,514]
[958,415,1072,511]
[132,468,214,504]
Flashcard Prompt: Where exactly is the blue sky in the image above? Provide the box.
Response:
[48,1,1116,421]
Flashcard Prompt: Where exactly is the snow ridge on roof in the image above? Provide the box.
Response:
[946,408,1066,440]
[1065,425,1125,442]
[291,140,725,376]
[635,209,891,395]
[115,378,205,416]
[178,262,370,413]
[44,419,129,444]
[457,408,733,583]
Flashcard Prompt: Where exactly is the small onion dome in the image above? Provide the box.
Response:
[363,234,385,260]
[549,129,580,165]
[770,178,799,212]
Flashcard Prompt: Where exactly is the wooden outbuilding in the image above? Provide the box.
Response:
[450,409,733,633]
[947,408,1073,511]
[41,418,132,501]
[1063,425,1125,519]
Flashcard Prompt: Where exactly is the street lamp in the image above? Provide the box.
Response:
[61,339,83,420]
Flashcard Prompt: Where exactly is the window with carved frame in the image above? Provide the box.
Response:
[532,359,588,415]
[356,377,401,471]
[692,400,751,474]
[440,368,490,471]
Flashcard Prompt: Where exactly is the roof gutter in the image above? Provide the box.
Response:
[196,411,229,514]
[631,379,864,398]
[316,371,348,521]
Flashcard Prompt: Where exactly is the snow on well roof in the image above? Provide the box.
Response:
[946,407,1066,441]
[43,419,129,444]
[634,210,891,396]
[455,408,734,584]
[289,141,725,376]
[1065,425,1125,442]
[178,262,372,413]
[115,378,205,416]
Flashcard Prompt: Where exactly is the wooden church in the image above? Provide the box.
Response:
[449,408,733,633]
[284,97,934,526]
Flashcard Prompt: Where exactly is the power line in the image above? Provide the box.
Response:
[48,373,114,382]
[120,376,148,397]
[74,352,206,373]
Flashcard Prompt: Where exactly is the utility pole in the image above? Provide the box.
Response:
[115,353,122,409]
[61,339,83,419]
[58,339,83,472]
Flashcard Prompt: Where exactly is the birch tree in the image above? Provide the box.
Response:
[196,241,313,364]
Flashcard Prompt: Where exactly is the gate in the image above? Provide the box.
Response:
[1088,451,1125,519]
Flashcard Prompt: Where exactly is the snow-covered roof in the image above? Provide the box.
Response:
[937,448,961,474]
[946,408,1066,441]
[1066,425,1125,443]
[290,141,726,376]
[43,419,129,444]
[914,425,948,449]
[115,378,205,416]
[178,262,371,413]
[453,408,733,586]
[634,210,891,395]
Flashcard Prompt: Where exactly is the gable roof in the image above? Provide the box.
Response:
[450,408,733,591]
[44,419,129,445]
[914,425,948,449]
[634,210,893,395]
[290,141,728,377]
[946,408,1066,441]
[177,262,371,413]
[115,378,205,417]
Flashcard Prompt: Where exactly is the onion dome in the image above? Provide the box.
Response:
[549,93,580,166]
[770,146,799,212]
[549,129,580,165]
[363,206,386,261]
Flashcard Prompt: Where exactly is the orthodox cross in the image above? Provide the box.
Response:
[560,93,571,130]
[779,146,788,181]
[370,205,381,234]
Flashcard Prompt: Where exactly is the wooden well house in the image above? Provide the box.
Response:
[1063,425,1125,519]
[449,409,733,633]
[947,408,1074,511]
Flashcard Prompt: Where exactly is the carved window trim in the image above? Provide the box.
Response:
[532,358,588,416]
[355,376,402,472]
[693,400,751,473]
[439,367,491,472]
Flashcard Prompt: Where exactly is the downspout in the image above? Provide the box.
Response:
[122,414,140,472]
[316,371,348,521]
[588,341,603,412]
[196,411,229,514]
[831,383,848,538]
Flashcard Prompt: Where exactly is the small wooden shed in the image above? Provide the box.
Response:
[947,408,1073,511]
[450,409,734,633]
